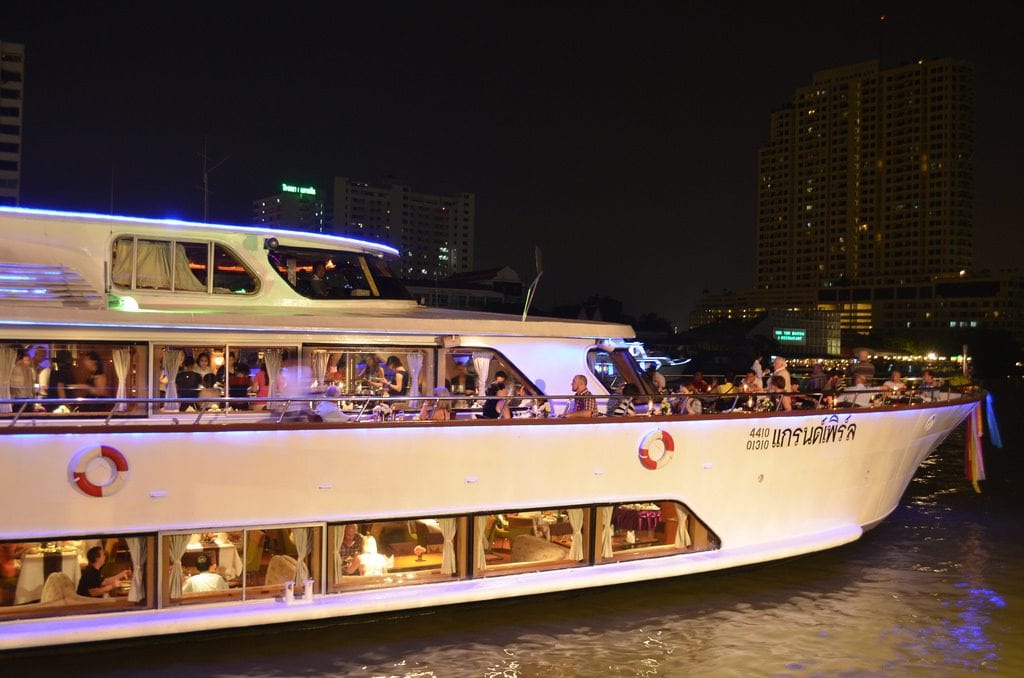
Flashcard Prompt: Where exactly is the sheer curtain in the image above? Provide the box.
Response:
[474,515,490,571]
[134,241,172,289]
[311,350,329,390]
[126,537,147,602]
[162,348,183,410]
[292,527,311,584]
[673,505,692,548]
[331,526,343,584]
[598,506,614,559]
[439,517,457,575]
[407,352,423,398]
[168,534,189,599]
[567,508,585,561]
[0,346,16,413]
[112,348,131,411]
[471,352,491,397]
[264,349,283,401]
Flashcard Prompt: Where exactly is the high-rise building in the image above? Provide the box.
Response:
[0,41,25,206]
[691,58,1005,347]
[332,177,474,277]
[757,58,974,290]
[253,182,326,230]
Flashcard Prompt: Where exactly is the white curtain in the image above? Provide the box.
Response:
[331,526,343,584]
[168,534,190,599]
[0,345,15,413]
[110,238,135,287]
[172,243,207,291]
[598,506,614,559]
[674,505,692,548]
[162,348,183,410]
[311,350,329,390]
[568,508,585,561]
[133,240,172,289]
[407,351,424,398]
[292,527,311,585]
[126,536,146,602]
[264,349,283,402]
[112,348,131,411]
[471,352,491,397]
[474,515,489,572]
[439,517,457,575]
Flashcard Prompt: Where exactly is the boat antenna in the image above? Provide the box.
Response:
[521,246,544,322]
[199,136,230,223]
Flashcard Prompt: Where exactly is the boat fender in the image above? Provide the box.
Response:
[638,430,674,470]
[70,445,129,497]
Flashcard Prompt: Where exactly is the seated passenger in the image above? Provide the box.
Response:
[882,370,907,397]
[689,371,710,393]
[182,554,229,593]
[481,381,511,419]
[310,261,330,297]
[228,361,251,410]
[445,362,476,395]
[339,524,364,575]
[315,385,347,422]
[918,370,941,401]
[563,374,597,418]
[801,364,827,393]
[198,372,222,408]
[609,383,640,416]
[77,546,129,597]
[75,351,110,411]
[837,373,871,407]
[176,356,202,410]
[357,536,393,577]
[418,386,453,421]
[769,375,792,412]
[9,347,36,399]
[358,354,385,385]
[741,370,764,393]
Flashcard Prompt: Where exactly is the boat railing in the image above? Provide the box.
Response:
[0,383,979,429]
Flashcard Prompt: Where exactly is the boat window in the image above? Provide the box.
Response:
[111,237,258,295]
[0,536,154,621]
[153,344,299,413]
[329,518,461,592]
[302,346,433,400]
[267,244,411,300]
[0,342,148,416]
[587,348,651,395]
[473,509,589,577]
[594,502,719,565]
[442,348,539,397]
[161,526,322,605]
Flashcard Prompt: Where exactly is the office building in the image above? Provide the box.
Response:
[332,177,475,277]
[0,41,25,206]
[253,182,326,230]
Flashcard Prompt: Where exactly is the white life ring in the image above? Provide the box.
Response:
[70,445,129,497]
[638,430,674,470]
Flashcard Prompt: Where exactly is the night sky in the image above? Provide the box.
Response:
[4,1,1023,326]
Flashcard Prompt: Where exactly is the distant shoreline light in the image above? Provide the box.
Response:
[0,205,398,257]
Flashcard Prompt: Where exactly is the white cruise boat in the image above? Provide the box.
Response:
[0,206,982,650]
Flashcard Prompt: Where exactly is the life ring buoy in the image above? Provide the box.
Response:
[638,430,674,470]
[70,445,129,497]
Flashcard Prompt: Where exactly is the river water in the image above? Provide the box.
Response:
[10,384,1024,676]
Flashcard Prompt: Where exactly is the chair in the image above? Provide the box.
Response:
[494,516,535,550]
[40,572,76,603]
[244,530,265,581]
[264,554,298,586]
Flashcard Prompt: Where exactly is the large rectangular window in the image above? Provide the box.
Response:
[473,508,589,577]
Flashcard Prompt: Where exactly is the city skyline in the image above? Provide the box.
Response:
[3,2,1023,325]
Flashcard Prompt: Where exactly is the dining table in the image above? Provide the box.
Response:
[14,547,81,605]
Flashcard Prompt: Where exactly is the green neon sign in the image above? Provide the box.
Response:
[281,183,317,196]
[774,328,806,344]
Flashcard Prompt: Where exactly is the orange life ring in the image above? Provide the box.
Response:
[638,430,674,470]
[70,445,129,497]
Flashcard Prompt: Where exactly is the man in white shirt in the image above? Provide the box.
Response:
[771,356,792,392]
[182,554,228,593]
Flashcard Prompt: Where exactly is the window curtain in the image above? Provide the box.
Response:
[126,537,146,602]
[471,352,491,397]
[0,345,16,413]
[112,348,131,411]
[331,526,343,584]
[439,517,457,575]
[674,505,692,548]
[162,348,183,410]
[292,527,312,585]
[168,534,189,599]
[567,508,585,561]
[474,515,489,572]
[110,238,135,287]
[598,506,614,559]
[311,350,329,391]
[264,349,283,402]
[134,240,172,289]
[407,351,423,398]
[172,243,207,292]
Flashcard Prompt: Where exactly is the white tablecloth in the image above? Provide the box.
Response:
[14,550,80,605]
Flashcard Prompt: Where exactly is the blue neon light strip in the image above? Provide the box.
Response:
[0,205,400,257]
